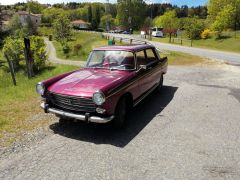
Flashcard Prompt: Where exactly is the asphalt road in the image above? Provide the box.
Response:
[105,33,240,65]
[0,64,240,179]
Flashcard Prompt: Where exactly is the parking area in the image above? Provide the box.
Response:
[0,64,240,179]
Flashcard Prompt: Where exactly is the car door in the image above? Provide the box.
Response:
[145,48,161,89]
[136,48,160,95]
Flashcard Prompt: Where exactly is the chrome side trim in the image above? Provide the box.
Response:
[41,103,114,123]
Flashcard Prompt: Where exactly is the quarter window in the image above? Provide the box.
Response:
[146,49,157,61]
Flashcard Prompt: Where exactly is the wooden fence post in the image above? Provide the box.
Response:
[24,38,34,78]
[130,39,133,44]
[4,53,16,86]
[190,39,193,47]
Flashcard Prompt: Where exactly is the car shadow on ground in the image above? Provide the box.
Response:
[49,85,178,148]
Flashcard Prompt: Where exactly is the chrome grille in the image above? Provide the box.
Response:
[49,93,96,112]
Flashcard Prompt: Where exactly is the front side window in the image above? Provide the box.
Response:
[87,50,135,70]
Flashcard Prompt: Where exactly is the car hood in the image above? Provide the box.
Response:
[48,68,133,97]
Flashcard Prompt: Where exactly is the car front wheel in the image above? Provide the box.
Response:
[113,98,127,128]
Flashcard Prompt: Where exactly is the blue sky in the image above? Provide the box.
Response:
[1,0,208,6]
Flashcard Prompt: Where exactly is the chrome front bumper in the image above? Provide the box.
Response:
[41,103,114,123]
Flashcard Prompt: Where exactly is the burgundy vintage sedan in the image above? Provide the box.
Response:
[36,44,168,128]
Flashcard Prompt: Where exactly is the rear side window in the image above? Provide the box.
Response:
[146,49,157,61]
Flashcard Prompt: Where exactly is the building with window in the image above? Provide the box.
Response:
[18,11,41,27]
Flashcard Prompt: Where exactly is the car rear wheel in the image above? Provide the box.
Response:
[113,97,127,128]
[156,74,164,92]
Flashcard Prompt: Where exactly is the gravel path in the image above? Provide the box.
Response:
[104,33,240,65]
[0,64,240,179]
[44,39,85,67]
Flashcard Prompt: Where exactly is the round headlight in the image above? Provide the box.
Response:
[36,82,45,95]
[93,91,105,105]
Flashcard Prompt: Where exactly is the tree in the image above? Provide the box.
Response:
[2,37,24,70]
[116,0,146,30]
[208,0,240,31]
[184,18,205,39]
[211,4,236,38]
[154,10,178,42]
[100,14,115,30]
[53,15,72,45]
[27,0,45,14]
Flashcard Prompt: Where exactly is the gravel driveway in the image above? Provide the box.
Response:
[0,64,240,180]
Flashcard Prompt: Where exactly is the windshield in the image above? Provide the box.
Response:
[86,50,135,70]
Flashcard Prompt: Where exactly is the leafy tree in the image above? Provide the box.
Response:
[88,5,92,23]
[27,0,45,14]
[30,36,47,71]
[154,10,178,41]
[116,0,146,30]
[142,17,153,28]
[208,0,240,30]
[100,14,115,30]
[2,37,24,70]
[3,36,46,72]
[211,4,236,38]
[184,18,205,39]
[53,15,72,46]
[42,8,66,25]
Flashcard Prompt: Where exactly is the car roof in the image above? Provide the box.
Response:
[93,44,155,52]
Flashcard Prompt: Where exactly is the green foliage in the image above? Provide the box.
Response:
[116,0,146,30]
[100,14,115,30]
[142,17,153,28]
[53,15,72,45]
[208,0,240,31]
[2,37,24,70]
[211,4,236,37]
[154,10,178,29]
[26,0,45,14]
[90,4,101,30]
[29,36,47,71]
[73,44,82,55]
[42,8,66,25]
[2,36,46,71]
[62,43,71,55]
[184,18,205,39]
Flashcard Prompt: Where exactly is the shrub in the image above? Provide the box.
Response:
[30,36,47,71]
[2,36,46,72]
[201,29,211,39]
[49,35,52,41]
[2,37,24,70]
[62,43,70,55]
[73,44,82,55]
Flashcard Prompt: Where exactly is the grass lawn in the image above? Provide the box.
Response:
[152,31,240,53]
[161,50,206,65]
[0,64,79,146]
[53,31,109,61]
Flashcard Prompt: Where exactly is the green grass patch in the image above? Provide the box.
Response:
[152,31,240,53]
[0,64,79,146]
[161,50,206,65]
[53,31,109,61]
